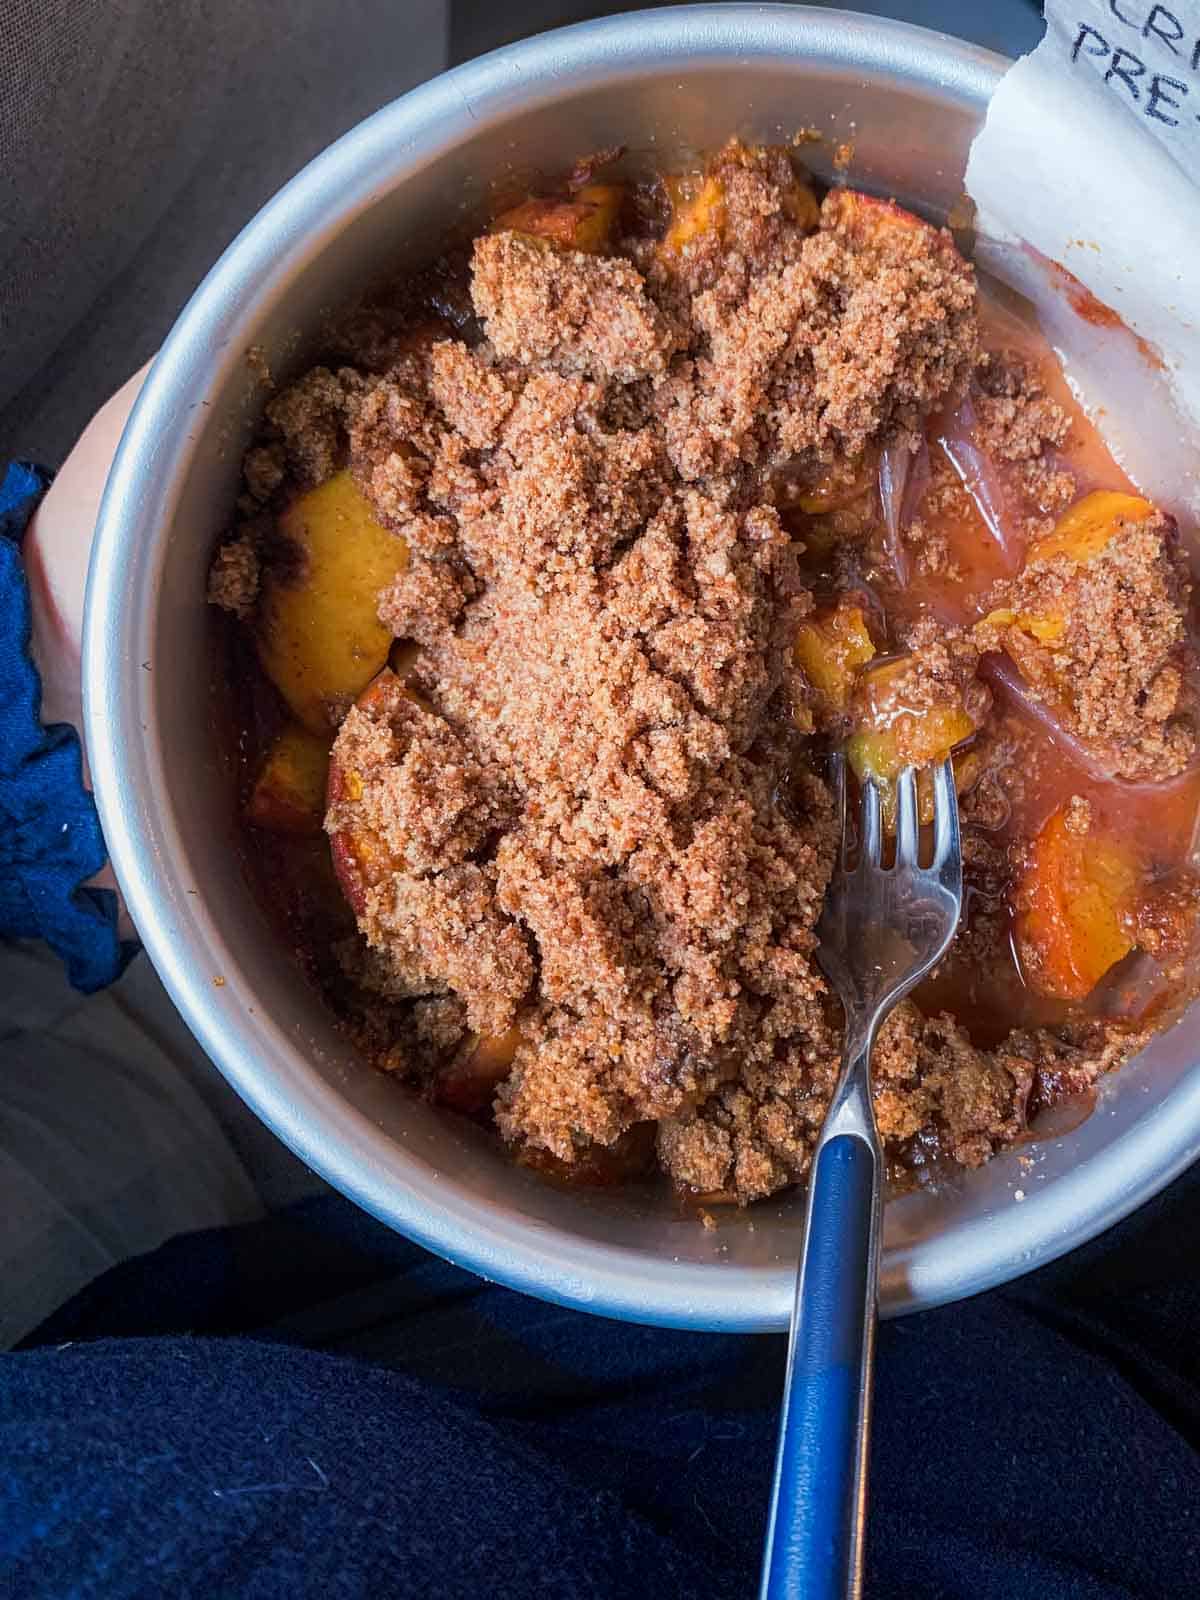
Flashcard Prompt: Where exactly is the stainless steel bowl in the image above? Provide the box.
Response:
[85,4,1200,1331]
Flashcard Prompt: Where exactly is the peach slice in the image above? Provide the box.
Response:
[1028,490,1155,567]
[844,745,985,831]
[850,657,979,773]
[256,470,408,735]
[492,184,623,254]
[781,178,821,231]
[794,602,877,720]
[662,174,728,255]
[327,669,524,1106]
[847,729,980,831]
[244,724,331,836]
[661,155,818,257]
[517,1122,658,1188]
[845,657,980,825]
[978,607,1065,646]
[434,1024,525,1115]
[325,661,440,915]
[822,189,950,258]
[845,709,976,788]
[1016,807,1138,1000]
[325,668,411,918]
[791,452,878,515]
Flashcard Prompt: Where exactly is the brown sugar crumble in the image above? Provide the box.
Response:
[206,533,259,619]
[973,507,1195,781]
[211,139,1200,1208]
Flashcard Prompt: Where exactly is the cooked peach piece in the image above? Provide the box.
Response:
[848,726,980,830]
[794,602,876,719]
[662,155,818,257]
[326,664,436,913]
[781,178,820,231]
[662,174,728,254]
[821,189,946,255]
[979,606,1065,645]
[256,470,408,735]
[846,656,980,824]
[1016,807,1138,1000]
[793,451,878,514]
[325,668,416,916]
[1028,490,1155,567]
[517,1122,658,1187]
[245,724,331,836]
[851,657,979,774]
[434,1024,524,1115]
[917,747,982,826]
[845,703,977,781]
[493,184,623,254]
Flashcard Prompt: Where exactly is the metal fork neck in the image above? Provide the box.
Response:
[820,1011,882,1153]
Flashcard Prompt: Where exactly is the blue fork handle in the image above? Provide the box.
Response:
[760,1133,881,1600]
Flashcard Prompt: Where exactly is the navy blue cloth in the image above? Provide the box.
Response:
[0,461,127,991]
[5,1180,1200,1598]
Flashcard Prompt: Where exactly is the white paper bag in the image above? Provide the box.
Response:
[965,0,1200,527]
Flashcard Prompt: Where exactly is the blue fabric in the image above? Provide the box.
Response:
[6,1176,1200,1598]
[0,462,127,991]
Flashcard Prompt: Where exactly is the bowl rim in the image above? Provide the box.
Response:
[84,4,1200,1331]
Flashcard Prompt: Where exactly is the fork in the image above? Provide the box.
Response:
[759,756,963,1600]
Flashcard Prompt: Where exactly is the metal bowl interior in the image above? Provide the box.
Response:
[85,5,1200,1331]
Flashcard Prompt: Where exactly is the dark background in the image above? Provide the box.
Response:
[450,0,1044,63]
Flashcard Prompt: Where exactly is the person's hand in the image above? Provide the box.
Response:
[22,363,151,935]
[23,363,150,735]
